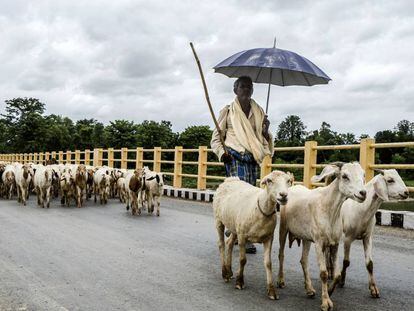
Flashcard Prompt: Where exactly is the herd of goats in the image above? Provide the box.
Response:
[212,162,409,310]
[0,160,164,216]
[0,159,411,310]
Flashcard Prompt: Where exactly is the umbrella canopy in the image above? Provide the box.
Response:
[214,46,331,113]
[214,47,331,86]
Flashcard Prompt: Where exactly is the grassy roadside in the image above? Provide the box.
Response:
[381,200,414,212]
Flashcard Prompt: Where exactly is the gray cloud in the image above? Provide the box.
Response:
[0,0,413,137]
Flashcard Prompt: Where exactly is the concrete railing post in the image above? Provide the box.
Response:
[153,147,161,172]
[197,146,208,190]
[84,149,90,166]
[173,146,183,188]
[303,141,318,188]
[136,147,143,169]
[108,148,114,168]
[260,155,272,183]
[75,150,81,165]
[360,138,375,182]
[121,148,128,170]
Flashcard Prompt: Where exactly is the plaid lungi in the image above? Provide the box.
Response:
[224,148,258,186]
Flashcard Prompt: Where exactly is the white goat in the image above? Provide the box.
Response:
[14,163,32,206]
[117,177,127,204]
[60,168,74,207]
[213,170,294,300]
[140,167,164,216]
[337,169,409,298]
[277,162,367,311]
[94,167,111,205]
[2,164,16,199]
[34,165,53,208]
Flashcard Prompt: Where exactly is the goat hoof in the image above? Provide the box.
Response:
[320,298,333,311]
[277,280,285,288]
[156,211,160,217]
[235,276,244,290]
[126,205,130,211]
[370,284,380,298]
[267,284,278,300]
[306,289,316,297]
[222,266,233,282]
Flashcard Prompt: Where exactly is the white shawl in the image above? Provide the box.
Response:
[229,97,271,164]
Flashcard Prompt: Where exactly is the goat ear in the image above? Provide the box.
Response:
[330,161,345,169]
[311,165,339,183]
[374,169,385,175]
[260,176,272,186]
[287,171,295,183]
[374,176,389,201]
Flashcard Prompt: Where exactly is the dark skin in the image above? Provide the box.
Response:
[221,79,270,163]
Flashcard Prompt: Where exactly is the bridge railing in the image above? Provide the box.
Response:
[0,138,413,192]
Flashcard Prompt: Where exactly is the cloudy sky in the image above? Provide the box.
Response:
[0,0,413,136]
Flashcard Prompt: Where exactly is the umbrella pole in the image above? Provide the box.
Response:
[189,42,226,151]
[265,69,272,114]
[265,38,277,114]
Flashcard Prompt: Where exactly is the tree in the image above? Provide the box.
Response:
[74,119,105,149]
[41,115,75,152]
[0,119,8,153]
[1,97,45,123]
[395,120,414,141]
[1,98,47,152]
[178,125,212,148]
[104,120,138,148]
[136,120,178,148]
[275,115,307,146]
[374,130,396,164]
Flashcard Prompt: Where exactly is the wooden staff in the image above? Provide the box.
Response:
[190,42,226,151]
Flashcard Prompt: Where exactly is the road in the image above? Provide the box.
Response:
[0,196,413,311]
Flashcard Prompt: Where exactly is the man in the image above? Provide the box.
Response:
[211,76,274,254]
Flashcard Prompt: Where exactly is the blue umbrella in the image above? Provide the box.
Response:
[214,40,331,113]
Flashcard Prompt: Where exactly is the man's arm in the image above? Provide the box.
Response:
[262,115,274,157]
[262,115,270,140]
[210,106,229,161]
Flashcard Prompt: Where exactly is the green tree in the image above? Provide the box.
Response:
[74,119,105,149]
[41,115,75,151]
[1,98,46,152]
[395,120,414,141]
[1,97,45,123]
[93,123,106,148]
[179,125,212,148]
[0,119,8,153]
[275,115,307,146]
[375,130,397,164]
[104,120,138,148]
[136,120,178,148]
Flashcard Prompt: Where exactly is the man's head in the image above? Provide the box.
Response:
[233,76,253,103]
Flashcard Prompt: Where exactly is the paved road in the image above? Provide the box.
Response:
[0,196,413,311]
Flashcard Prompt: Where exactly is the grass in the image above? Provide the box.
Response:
[381,200,414,212]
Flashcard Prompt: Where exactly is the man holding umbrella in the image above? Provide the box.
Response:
[211,76,274,254]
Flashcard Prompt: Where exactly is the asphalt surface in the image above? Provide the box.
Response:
[0,196,413,311]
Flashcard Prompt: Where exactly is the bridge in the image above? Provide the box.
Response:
[0,196,413,310]
[1,138,414,191]
[1,139,413,310]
